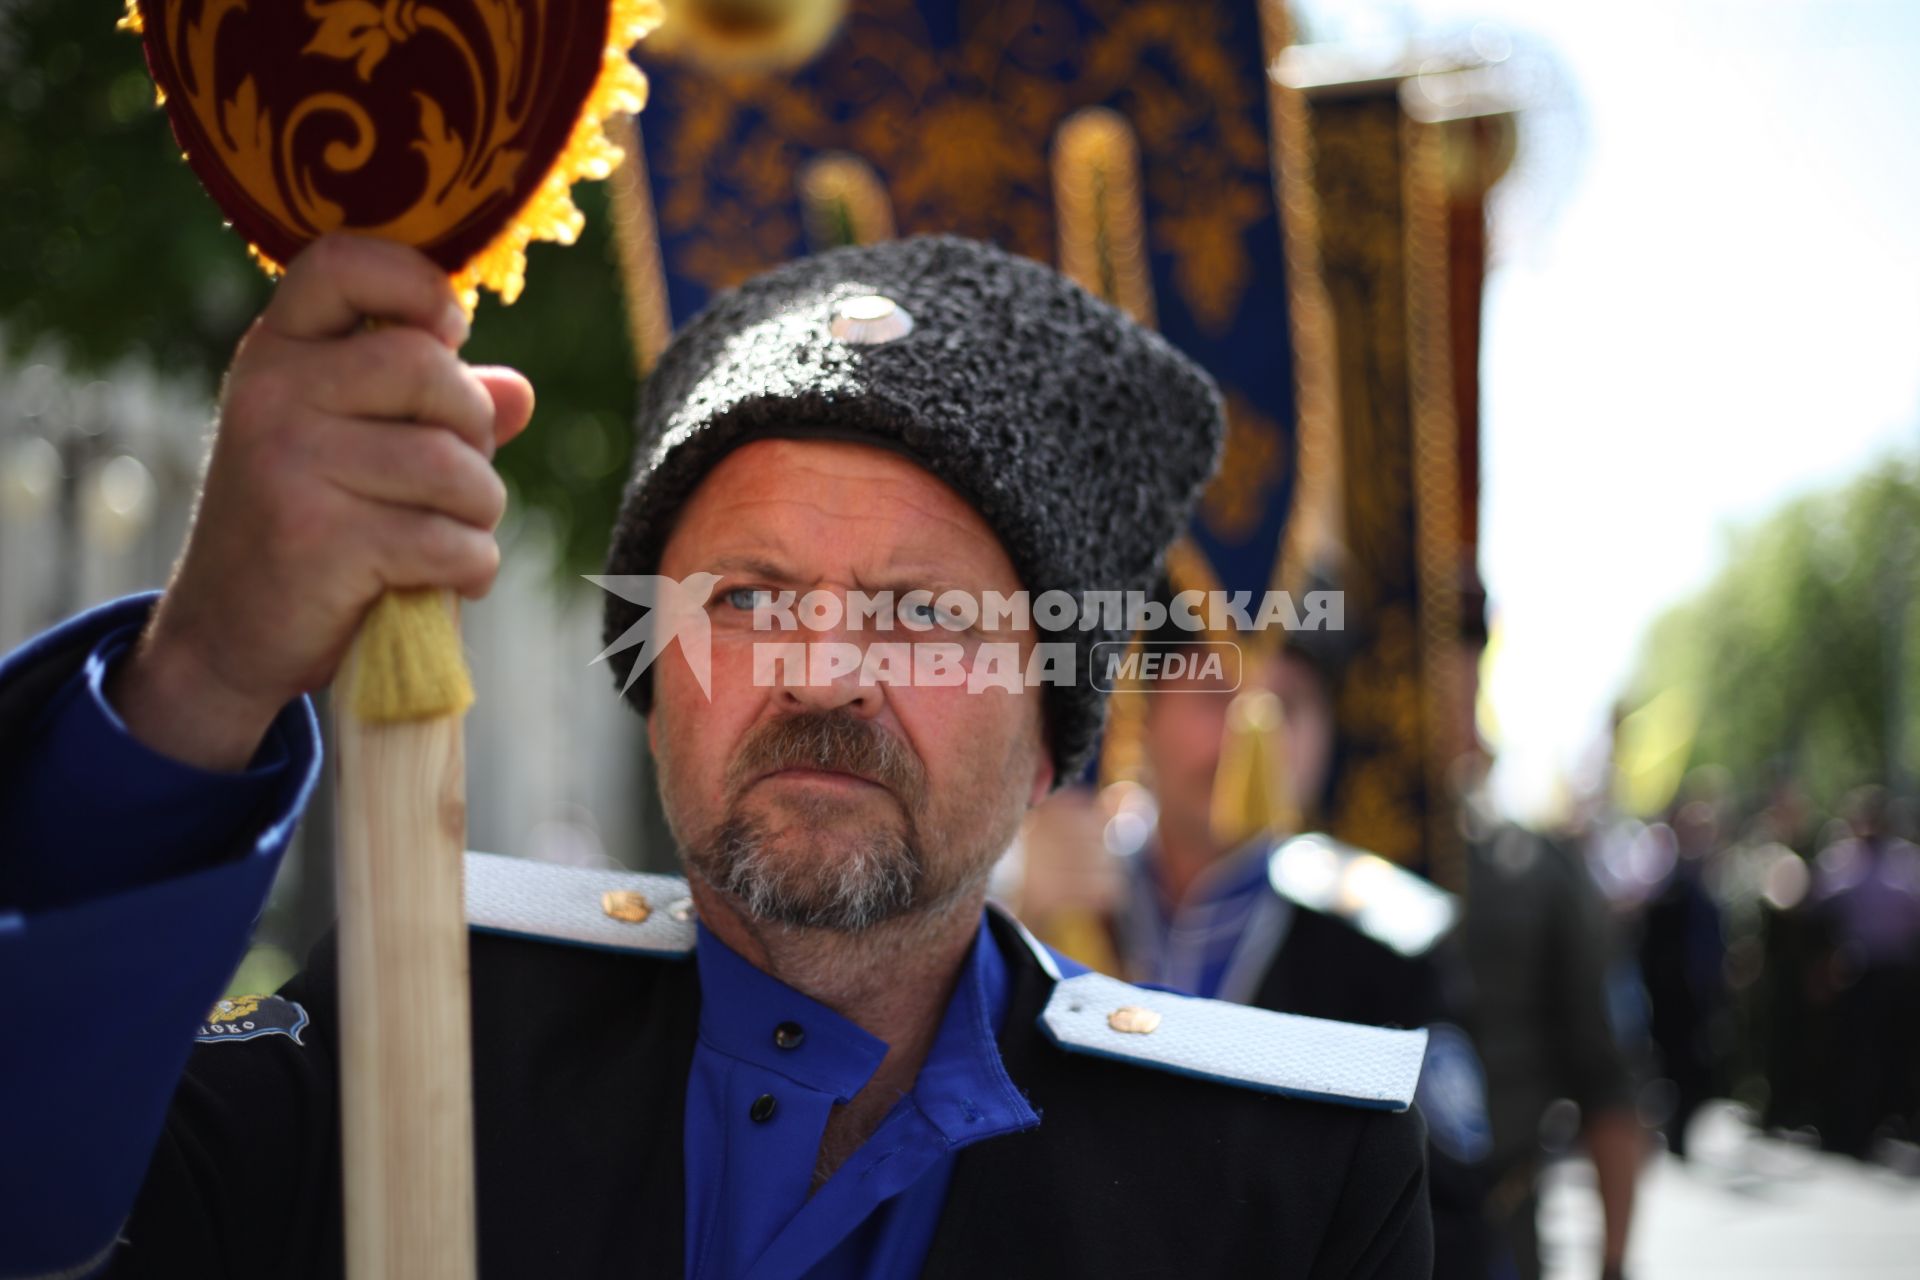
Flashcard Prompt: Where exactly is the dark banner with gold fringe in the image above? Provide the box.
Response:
[1276,57,1510,890]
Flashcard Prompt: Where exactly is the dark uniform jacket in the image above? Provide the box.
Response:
[1248,904,1445,1030]
[1244,903,1489,1280]
[112,909,1433,1279]
[1460,824,1634,1177]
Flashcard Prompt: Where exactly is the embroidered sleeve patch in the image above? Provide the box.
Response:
[195,994,309,1045]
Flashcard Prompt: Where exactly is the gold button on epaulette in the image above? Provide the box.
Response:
[601,889,652,923]
[1108,1005,1161,1035]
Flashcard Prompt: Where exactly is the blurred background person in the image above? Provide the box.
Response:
[1454,582,1644,1280]
[1101,600,1497,1280]
[1463,813,1644,1280]
[1634,789,1730,1160]
[1115,613,1433,1018]
[1807,785,1920,1160]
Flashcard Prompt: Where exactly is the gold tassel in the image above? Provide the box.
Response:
[1052,107,1156,329]
[799,152,897,252]
[349,589,474,723]
[1209,688,1300,849]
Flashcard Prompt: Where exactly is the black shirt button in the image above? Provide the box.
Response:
[774,1021,805,1050]
[750,1093,777,1123]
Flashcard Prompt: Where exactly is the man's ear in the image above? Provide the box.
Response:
[1028,723,1056,806]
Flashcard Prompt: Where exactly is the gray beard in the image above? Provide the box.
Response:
[692,811,926,932]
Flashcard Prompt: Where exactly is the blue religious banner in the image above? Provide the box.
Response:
[617,0,1307,618]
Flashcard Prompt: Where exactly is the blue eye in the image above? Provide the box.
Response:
[899,597,936,626]
[726,587,772,611]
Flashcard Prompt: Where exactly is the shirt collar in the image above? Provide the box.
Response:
[910,911,1036,1143]
[691,912,1038,1140]
[1141,832,1275,917]
[693,922,888,1099]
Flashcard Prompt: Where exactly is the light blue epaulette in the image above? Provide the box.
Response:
[1008,918,1428,1113]
[463,850,696,957]
[1266,833,1459,958]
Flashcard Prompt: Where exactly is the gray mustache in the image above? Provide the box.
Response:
[725,711,928,812]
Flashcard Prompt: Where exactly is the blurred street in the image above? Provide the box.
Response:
[1542,1103,1920,1280]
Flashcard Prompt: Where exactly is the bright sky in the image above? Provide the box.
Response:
[1298,0,1920,819]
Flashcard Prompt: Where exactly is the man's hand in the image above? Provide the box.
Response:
[108,235,536,771]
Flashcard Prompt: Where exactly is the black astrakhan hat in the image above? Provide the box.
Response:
[603,234,1225,783]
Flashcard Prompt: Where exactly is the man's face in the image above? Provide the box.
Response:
[1141,647,1334,841]
[1139,655,1238,839]
[649,438,1055,932]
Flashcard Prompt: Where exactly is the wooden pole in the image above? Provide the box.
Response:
[334,589,477,1279]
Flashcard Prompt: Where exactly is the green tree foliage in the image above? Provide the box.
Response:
[0,0,639,575]
[1629,451,1920,813]
[463,201,640,578]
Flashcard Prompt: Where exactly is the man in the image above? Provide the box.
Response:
[0,235,1431,1278]
[1118,631,1437,1003]
[1117,621,1492,1279]
[1807,785,1920,1160]
[1454,576,1639,1280]
[1462,816,1641,1280]
[1636,794,1727,1160]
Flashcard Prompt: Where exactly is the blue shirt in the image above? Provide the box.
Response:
[1117,837,1292,1002]
[0,595,1038,1279]
[686,916,1035,1280]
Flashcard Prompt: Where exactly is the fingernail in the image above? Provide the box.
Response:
[441,301,471,347]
